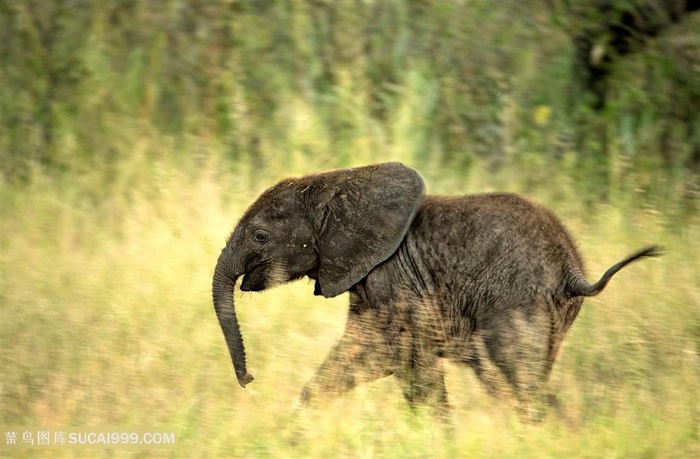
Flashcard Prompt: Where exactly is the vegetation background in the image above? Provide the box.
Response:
[1,0,698,457]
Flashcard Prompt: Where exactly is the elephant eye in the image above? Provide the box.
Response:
[253,230,269,244]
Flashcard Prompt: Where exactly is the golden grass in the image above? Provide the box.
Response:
[1,157,697,458]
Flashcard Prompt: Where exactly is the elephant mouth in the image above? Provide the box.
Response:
[241,260,295,292]
[240,274,265,292]
[240,263,268,292]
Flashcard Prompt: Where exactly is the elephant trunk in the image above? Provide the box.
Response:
[212,247,254,388]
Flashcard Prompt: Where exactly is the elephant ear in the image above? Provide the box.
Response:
[313,162,425,298]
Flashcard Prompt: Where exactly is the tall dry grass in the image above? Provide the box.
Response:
[2,150,697,457]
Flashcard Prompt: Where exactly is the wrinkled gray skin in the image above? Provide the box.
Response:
[212,162,661,416]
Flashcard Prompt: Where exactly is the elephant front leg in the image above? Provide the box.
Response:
[395,347,450,420]
[298,335,393,408]
[297,294,394,409]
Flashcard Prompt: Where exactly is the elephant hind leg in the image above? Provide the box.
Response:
[468,307,557,420]
[466,331,519,401]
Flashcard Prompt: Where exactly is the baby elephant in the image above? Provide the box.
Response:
[212,162,661,416]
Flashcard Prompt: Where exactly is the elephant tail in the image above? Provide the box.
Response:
[565,245,663,298]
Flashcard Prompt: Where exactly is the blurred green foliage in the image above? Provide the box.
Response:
[1,0,698,213]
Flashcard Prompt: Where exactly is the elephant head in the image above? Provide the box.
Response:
[212,162,425,387]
